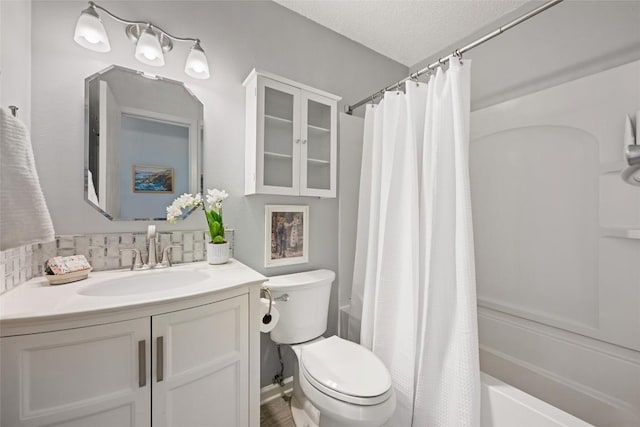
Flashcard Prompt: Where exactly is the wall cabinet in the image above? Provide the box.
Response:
[244,69,341,198]
[1,295,250,427]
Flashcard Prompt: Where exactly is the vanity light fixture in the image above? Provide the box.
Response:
[73,1,210,79]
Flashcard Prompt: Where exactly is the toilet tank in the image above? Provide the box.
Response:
[267,269,335,344]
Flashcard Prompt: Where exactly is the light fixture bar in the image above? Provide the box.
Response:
[88,1,200,44]
[75,2,210,79]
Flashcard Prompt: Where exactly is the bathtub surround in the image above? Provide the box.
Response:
[0,229,234,294]
[470,61,640,426]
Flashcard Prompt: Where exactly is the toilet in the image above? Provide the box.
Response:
[268,270,396,427]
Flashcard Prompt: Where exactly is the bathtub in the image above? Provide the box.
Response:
[481,373,592,427]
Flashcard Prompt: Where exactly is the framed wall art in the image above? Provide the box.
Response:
[132,165,174,193]
[265,205,309,267]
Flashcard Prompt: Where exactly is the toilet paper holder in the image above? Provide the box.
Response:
[260,287,274,324]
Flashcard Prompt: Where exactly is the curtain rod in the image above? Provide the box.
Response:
[346,0,565,115]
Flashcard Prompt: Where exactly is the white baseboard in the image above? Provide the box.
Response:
[260,376,294,405]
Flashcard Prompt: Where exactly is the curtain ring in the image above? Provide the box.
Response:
[395,81,401,94]
[453,49,463,65]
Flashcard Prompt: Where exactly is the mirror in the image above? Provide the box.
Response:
[84,65,203,220]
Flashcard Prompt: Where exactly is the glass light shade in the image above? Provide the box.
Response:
[134,26,165,67]
[185,43,210,79]
[73,7,110,52]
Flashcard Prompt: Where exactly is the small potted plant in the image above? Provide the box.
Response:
[167,188,230,264]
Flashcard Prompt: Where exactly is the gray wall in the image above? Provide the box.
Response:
[119,117,190,219]
[337,112,364,330]
[410,0,640,111]
[30,1,407,388]
[0,0,32,129]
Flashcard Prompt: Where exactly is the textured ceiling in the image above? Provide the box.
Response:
[274,0,529,67]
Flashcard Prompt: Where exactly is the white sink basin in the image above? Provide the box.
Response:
[79,269,209,297]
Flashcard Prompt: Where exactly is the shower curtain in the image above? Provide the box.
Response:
[350,57,480,426]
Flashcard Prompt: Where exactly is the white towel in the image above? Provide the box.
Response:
[86,169,100,206]
[1,108,55,250]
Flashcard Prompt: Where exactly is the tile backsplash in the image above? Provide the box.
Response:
[0,229,234,294]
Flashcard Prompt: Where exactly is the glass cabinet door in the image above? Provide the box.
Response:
[301,93,336,197]
[259,78,300,194]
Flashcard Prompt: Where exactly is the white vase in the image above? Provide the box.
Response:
[207,242,230,264]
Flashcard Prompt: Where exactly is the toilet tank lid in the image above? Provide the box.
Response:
[266,269,335,290]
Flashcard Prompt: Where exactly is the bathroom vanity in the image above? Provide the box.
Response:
[0,260,265,427]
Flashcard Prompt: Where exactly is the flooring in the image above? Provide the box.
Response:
[260,395,295,427]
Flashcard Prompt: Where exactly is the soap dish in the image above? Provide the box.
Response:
[45,268,92,285]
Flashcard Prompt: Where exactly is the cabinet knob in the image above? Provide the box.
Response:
[295,139,300,144]
[302,139,307,144]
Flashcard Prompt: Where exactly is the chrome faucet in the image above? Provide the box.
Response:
[146,225,158,268]
[120,226,180,270]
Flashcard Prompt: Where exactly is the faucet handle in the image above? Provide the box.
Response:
[120,248,144,270]
[159,245,181,268]
[147,224,156,239]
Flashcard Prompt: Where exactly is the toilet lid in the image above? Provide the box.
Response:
[300,336,392,405]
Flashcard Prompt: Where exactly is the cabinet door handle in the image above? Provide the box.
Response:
[138,340,146,387]
[157,336,164,382]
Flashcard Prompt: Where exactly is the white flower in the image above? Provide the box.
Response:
[166,193,203,223]
[206,188,228,210]
[167,188,229,230]
[166,204,183,224]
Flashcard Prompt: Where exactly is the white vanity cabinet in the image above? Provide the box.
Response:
[243,69,341,198]
[1,289,257,427]
[152,295,249,427]
[1,318,151,427]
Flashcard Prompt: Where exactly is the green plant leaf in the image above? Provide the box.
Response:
[204,208,225,242]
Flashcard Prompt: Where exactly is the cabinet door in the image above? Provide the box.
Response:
[300,91,337,197]
[1,318,150,427]
[257,77,301,195]
[152,295,249,427]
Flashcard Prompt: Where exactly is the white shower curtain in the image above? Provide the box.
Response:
[350,58,480,426]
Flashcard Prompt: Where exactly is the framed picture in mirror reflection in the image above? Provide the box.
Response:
[132,165,174,193]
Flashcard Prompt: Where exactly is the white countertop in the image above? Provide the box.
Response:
[0,259,267,334]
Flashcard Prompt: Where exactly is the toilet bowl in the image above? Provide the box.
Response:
[267,270,396,427]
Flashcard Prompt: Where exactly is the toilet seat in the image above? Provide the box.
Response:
[300,336,393,406]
